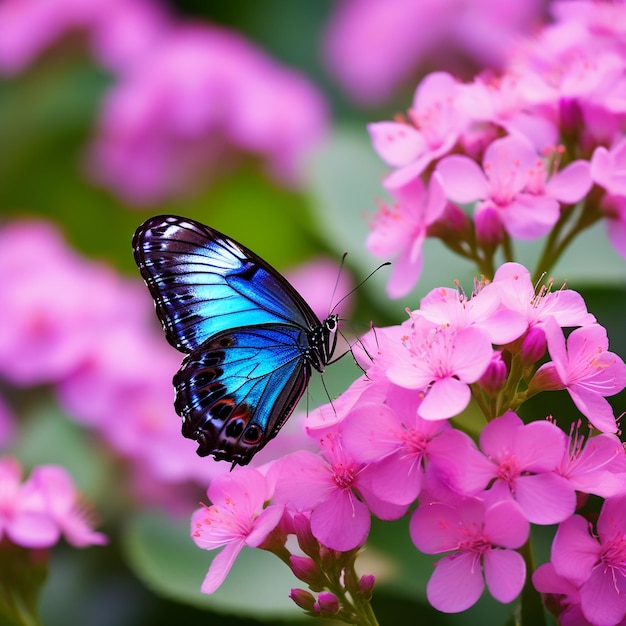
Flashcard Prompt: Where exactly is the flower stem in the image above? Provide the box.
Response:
[519,538,546,626]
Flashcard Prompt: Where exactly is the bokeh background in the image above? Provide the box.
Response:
[2,1,626,624]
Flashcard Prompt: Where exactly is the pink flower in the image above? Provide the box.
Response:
[0,220,147,386]
[558,426,626,499]
[273,434,404,551]
[90,25,327,204]
[340,386,450,506]
[532,562,589,626]
[532,318,626,433]
[416,280,526,344]
[491,262,596,329]
[551,497,626,626]
[191,468,284,594]
[369,72,468,189]
[0,457,106,549]
[21,466,108,547]
[386,320,493,420]
[0,0,168,75]
[437,135,590,239]
[410,498,528,612]
[440,412,576,524]
[366,173,446,297]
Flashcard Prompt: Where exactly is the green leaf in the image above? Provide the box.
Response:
[123,511,303,619]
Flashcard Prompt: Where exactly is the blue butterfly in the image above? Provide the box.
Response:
[132,215,338,466]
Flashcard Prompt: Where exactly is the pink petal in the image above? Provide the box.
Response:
[365,456,423,506]
[7,511,60,548]
[201,541,245,594]
[547,160,592,204]
[427,552,484,613]
[581,566,626,626]
[273,451,333,510]
[543,316,569,381]
[569,389,618,433]
[367,121,426,167]
[245,505,285,547]
[607,216,626,258]
[410,503,463,553]
[448,327,493,382]
[501,194,560,239]
[436,155,489,203]
[552,515,601,585]
[429,429,496,495]
[483,548,526,603]
[482,135,537,193]
[340,403,400,462]
[514,473,576,524]
[483,502,529,549]
[386,236,424,298]
[418,376,471,420]
[514,420,566,471]
[310,490,370,551]
[597,496,626,542]
[479,412,523,459]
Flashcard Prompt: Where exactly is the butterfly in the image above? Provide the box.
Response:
[132,215,339,467]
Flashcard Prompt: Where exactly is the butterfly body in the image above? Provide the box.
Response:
[132,215,337,466]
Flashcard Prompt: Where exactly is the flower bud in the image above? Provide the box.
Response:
[289,555,323,587]
[358,574,376,600]
[521,326,547,367]
[478,350,507,395]
[289,588,316,612]
[475,203,503,247]
[314,592,340,614]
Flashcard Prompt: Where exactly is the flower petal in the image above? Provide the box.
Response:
[483,548,526,603]
[427,552,484,613]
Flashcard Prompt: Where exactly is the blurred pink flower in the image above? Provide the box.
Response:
[89,25,327,204]
[323,0,546,106]
[0,220,146,386]
[411,498,528,612]
[191,468,284,594]
[0,0,168,74]
[0,457,106,549]
[285,257,353,322]
[600,194,626,259]
[591,137,626,197]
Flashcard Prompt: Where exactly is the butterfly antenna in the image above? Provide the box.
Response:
[330,261,391,316]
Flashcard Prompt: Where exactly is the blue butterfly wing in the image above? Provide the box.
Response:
[132,215,320,353]
[174,325,311,465]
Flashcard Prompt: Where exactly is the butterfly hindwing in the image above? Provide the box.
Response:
[132,215,319,353]
[174,325,311,465]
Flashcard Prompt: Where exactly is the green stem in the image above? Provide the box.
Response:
[519,539,546,626]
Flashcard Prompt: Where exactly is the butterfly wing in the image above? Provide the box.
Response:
[174,324,311,466]
[132,215,321,353]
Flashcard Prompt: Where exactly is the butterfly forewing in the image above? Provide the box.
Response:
[133,215,320,353]
[132,214,338,466]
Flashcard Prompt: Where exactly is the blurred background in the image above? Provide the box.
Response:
[1,1,625,624]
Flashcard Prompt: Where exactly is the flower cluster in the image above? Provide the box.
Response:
[0,456,106,549]
[0,0,327,204]
[190,260,626,622]
[366,1,626,298]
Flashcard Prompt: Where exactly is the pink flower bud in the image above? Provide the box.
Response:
[289,588,316,612]
[521,326,547,367]
[314,592,340,614]
[475,203,504,247]
[478,350,508,395]
[289,555,322,587]
[358,574,376,599]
